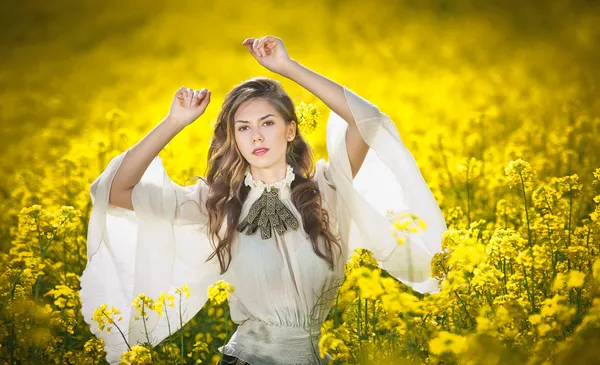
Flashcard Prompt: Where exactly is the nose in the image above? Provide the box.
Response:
[252,130,264,143]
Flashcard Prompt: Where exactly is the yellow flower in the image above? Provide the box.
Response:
[207,280,235,305]
[592,259,600,282]
[391,212,427,245]
[295,101,320,134]
[504,158,536,188]
[120,344,153,364]
[537,323,553,337]
[318,320,348,360]
[153,292,177,318]
[344,248,379,277]
[350,267,384,300]
[528,314,542,325]
[554,174,583,198]
[166,294,175,308]
[155,292,165,317]
[566,270,585,288]
[175,284,191,298]
[552,273,566,292]
[429,331,467,356]
[92,303,123,332]
[132,294,155,321]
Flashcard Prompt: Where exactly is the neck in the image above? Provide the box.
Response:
[249,162,289,184]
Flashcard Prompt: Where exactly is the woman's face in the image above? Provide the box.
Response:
[233,98,296,170]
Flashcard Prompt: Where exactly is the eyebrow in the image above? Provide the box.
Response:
[234,114,275,124]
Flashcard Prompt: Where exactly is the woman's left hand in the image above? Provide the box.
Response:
[242,36,294,75]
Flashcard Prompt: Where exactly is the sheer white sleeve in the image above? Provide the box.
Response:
[79,149,222,364]
[314,86,447,294]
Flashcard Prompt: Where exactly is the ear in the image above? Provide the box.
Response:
[287,121,296,141]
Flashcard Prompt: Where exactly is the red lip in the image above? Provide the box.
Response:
[252,147,269,154]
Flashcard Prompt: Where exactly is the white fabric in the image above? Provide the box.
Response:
[78,85,447,365]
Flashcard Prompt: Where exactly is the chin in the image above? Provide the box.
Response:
[249,159,273,168]
[247,152,281,168]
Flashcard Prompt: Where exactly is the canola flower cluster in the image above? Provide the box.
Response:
[314,162,600,365]
[2,108,600,365]
[87,282,231,364]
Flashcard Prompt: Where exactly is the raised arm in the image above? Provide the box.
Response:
[242,36,370,179]
[81,88,221,364]
[108,86,211,210]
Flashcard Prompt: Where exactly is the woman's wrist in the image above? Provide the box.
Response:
[278,58,301,79]
[164,114,189,131]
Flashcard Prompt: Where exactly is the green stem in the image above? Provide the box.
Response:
[164,296,172,337]
[567,180,573,271]
[586,228,593,278]
[501,257,508,295]
[179,293,184,360]
[141,301,151,344]
[34,223,45,301]
[333,277,346,326]
[466,163,471,226]
[357,290,362,357]
[438,137,461,201]
[9,271,23,365]
[364,298,368,338]
[519,173,532,248]
[102,311,131,351]
[219,307,229,365]
[520,173,536,311]
[453,290,475,328]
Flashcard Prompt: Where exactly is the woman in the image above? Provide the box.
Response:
[79,35,447,365]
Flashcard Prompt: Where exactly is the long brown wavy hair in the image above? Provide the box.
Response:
[201,76,341,275]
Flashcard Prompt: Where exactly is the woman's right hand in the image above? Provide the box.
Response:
[168,86,211,127]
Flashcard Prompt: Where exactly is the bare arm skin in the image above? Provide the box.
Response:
[243,36,369,179]
[280,60,369,179]
[108,116,185,210]
[108,86,212,210]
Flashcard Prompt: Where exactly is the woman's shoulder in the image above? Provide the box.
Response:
[313,158,335,190]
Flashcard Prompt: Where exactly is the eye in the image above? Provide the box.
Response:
[237,120,274,132]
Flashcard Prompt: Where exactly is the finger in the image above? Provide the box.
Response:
[189,88,196,106]
[198,90,211,109]
[186,88,193,106]
[266,38,277,52]
[191,89,200,106]
[258,36,267,57]
[256,38,263,57]
[195,89,204,106]
[176,86,186,99]
[195,88,208,107]
[251,43,261,58]
[264,37,278,54]
[257,36,268,57]
[262,40,271,55]
[182,87,189,104]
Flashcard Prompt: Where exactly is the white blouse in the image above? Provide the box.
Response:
[79,86,448,365]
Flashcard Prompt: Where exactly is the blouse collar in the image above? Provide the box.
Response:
[244,164,295,192]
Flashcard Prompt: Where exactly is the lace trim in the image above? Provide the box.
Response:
[244,164,295,192]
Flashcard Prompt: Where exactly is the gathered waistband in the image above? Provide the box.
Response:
[239,319,322,341]
[219,319,331,365]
